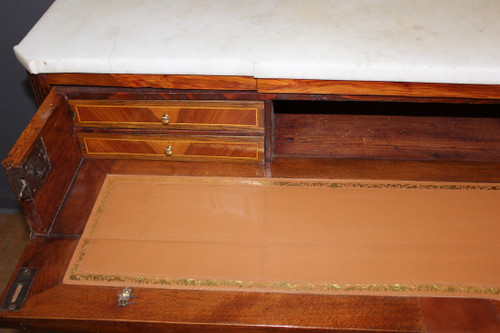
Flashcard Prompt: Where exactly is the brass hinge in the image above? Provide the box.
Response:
[8,139,51,201]
[117,287,136,306]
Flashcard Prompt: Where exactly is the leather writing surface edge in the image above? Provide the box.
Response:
[64,175,500,299]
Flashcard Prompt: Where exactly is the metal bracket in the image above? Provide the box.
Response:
[117,287,136,307]
[1,268,37,311]
[9,139,51,201]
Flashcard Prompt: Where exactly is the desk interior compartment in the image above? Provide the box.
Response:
[2,87,500,331]
[273,100,500,161]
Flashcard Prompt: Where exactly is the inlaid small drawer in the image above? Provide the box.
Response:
[77,133,264,163]
[69,100,264,132]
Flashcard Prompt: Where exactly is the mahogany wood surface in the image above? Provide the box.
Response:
[3,88,83,234]
[3,88,60,168]
[258,78,500,100]
[30,95,82,234]
[493,300,500,319]
[48,159,107,237]
[28,74,49,106]
[2,76,500,331]
[264,100,274,162]
[60,84,500,105]
[0,238,426,332]
[420,298,500,332]
[274,113,500,161]
[41,74,500,100]
[44,73,257,91]
[2,236,500,332]
[268,157,500,183]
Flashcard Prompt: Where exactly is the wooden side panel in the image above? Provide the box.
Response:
[2,88,82,234]
[274,113,500,161]
[28,74,50,106]
[258,78,500,99]
[49,159,107,237]
[69,100,265,131]
[78,134,264,164]
[45,73,257,91]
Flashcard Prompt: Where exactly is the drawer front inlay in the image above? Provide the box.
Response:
[70,100,264,131]
[78,134,264,163]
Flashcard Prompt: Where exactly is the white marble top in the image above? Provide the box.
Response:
[14,0,500,84]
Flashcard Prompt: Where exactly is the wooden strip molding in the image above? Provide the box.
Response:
[43,73,500,99]
[44,74,257,91]
[41,73,500,99]
[257,78,500,99]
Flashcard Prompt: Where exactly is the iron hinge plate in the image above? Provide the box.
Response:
[1,268,37,311]
[9,138,51,201]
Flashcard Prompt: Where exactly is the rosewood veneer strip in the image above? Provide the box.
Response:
[258,78,500,99]
[44,73,257,91]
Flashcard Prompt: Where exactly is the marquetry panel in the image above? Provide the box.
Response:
[77,133,264,164]
[69,100,265,131]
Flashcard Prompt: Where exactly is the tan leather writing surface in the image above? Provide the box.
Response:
[64,176,500,298]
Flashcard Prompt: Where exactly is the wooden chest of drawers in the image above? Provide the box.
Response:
[0,73,499,332]
[2,0,500,331]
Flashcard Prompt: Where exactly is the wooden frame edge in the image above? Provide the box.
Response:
[257,78,500,100]
[44,74,258,91]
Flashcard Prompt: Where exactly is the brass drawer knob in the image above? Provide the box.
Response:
[164,145,173,156]
[161,114,170,125]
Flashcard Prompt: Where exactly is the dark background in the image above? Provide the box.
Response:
[0,0,55,211]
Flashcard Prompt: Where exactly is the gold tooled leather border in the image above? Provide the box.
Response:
[66,175,500,296]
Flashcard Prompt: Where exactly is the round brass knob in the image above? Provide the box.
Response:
[161,114,170,125]
[164,145,173,156]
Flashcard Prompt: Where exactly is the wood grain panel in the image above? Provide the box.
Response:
[258,78,500,99]
[420,297,500,332]
[274,113,500,161]
[269,158,500,183]
[78,134,264,163]
[494,299,500,313]
[44,73,257,91]
[49,159,108,237]
[3,88,83,234]
[28,74,50,106]
[60,84,500,105]
[69,100,264,131]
